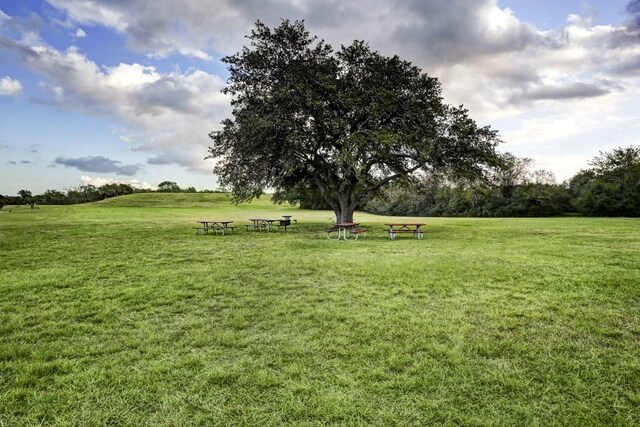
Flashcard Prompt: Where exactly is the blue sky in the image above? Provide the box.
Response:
[1,0,639,195]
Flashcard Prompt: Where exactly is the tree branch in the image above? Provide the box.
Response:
[362,161,426,194]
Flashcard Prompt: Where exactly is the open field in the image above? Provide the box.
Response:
[1,193,639,426]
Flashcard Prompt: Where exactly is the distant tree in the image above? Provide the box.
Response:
[298,188,333,210]
[491,154,532,198]
[567,169,595,213]
[66,185,100,204]
[97,183,134,199]
[157,181,181,192]
[571,146,640,216]
[41,189,66,205]
[208,20,502,222]
[117,183,134,196]
[365,153,569,217]
[507,183,569,216]
[591,146,640,176]
[17,189,32,202]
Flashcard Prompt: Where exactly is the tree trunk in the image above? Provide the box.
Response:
[334,208,355,223]
[334,193,356,223]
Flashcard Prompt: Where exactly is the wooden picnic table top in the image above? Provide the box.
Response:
[199,220,233,224]
[248,218,278,222]
[334,222,360,227]
[384,223,426,227]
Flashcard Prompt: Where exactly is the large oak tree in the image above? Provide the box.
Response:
[208,20,502,222]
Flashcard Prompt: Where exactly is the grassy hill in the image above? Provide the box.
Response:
[92,192,279,208]
[1,194,639,425]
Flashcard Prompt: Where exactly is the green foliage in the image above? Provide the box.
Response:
[65,185,101,204]
[209,20,501,222]
[40,189,66,205]
[0,196,639,425]
[365,154,571,217]
[571,146,640,216]
[17,189,32,201]
[97,183,134,199]
[64,184,135,204]
[157,181,181,192]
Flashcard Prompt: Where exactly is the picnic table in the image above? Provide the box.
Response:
[247,218,278,232]
[327,222,367,240]
[385,223,425,240]
[194,220,236,235]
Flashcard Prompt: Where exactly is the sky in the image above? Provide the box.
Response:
[1,0,639,195]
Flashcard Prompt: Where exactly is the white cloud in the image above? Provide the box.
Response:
[104,63,159,89]
[5,36,230,172]
[36,1,640,112]
[48,1,127,32]
[1,0,638,181]
[0,76,22,96]
[74,28,86,38]
[529,153,593,182]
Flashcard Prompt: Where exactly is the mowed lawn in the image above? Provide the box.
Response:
[1,193,639,426]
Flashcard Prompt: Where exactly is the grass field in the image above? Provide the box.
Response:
[1,193,639,426]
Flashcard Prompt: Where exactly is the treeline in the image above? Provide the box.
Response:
[3,147,638,217]
[0,181,222,208]
[364,146,640,217]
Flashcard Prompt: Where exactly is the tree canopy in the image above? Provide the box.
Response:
[570,146,640,216]
[157,181,181,192]
[208,20,502,222]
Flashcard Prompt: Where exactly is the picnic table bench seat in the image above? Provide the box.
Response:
[327,226,367,233]
[386,228,424,239]
[194,223,237,235]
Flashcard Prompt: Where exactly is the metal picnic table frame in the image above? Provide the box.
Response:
[327,222,367,240]
[195,220,235,235]
[385,223,426,240]
[247,218,278,232]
